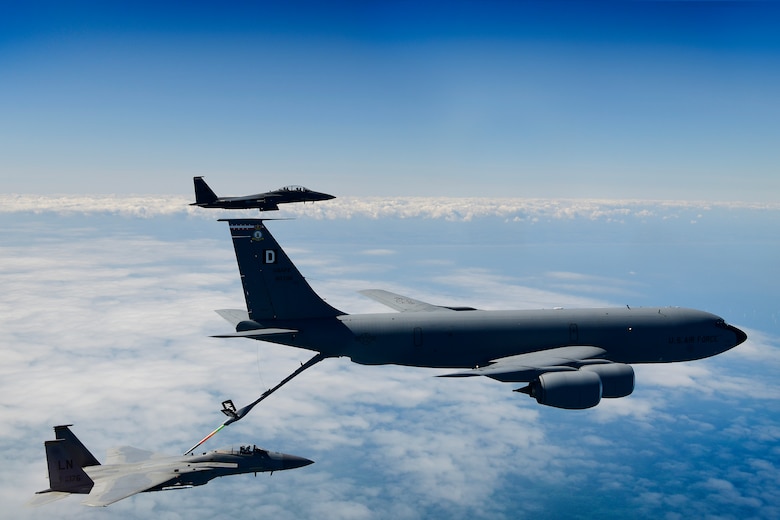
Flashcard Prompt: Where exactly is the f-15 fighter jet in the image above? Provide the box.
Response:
[190,176,335,211]
[31,425,313,507]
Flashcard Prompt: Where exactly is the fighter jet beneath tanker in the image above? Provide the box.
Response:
[213,219,747,411]
[190,176,335,211]
[30,425,313,507]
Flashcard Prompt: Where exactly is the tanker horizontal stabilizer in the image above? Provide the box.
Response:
[212,328,298,338]
[214,309,250,326]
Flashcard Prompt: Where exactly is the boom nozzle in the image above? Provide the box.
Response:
[221,400,238,420]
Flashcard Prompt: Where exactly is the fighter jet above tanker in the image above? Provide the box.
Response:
[213,219,747,411]
[190,176,335,211]
[30,425,313,507]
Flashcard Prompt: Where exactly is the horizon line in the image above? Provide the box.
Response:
[1,194,778,221]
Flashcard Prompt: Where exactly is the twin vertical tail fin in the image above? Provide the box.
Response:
[44,440,94,494]
[222,219,343,322]
[39,425,98,496]
[53,425,100,467]
[193,176,219,205]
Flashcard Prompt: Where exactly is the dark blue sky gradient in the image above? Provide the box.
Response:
[2,1,779,198]
[4,2,780,47]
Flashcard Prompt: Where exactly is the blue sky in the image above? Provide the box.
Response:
[2,1,779,200]
[1,3,779,517]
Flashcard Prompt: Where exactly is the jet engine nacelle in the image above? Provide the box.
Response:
[580,363,635,398]
[523,363,635,409]
[529,370,602,410]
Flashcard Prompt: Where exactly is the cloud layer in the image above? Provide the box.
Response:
[1,210,777,519]
[2,194,778,221]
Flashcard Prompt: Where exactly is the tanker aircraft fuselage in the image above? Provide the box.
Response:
[213,219,746,410]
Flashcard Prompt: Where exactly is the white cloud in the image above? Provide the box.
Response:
[1,210,778,519]
[2,194,778,222]
[430,268,609,309]
[360,249,396,256]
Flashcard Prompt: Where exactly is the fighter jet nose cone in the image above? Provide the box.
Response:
[283,454,315,469]
[728,324,748,346]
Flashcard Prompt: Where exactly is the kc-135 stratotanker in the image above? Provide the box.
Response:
[211,219,746,411]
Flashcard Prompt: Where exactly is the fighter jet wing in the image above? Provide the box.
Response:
[359,289,458,312]
[27,491,71,506]
[104,446,168,465]
[439,346,609,382]
[83,447,239,507]
[83,468,179,507]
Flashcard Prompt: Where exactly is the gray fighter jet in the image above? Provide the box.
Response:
[30,425,313,507]
[190,176,335,211]
[213,219,747,410]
